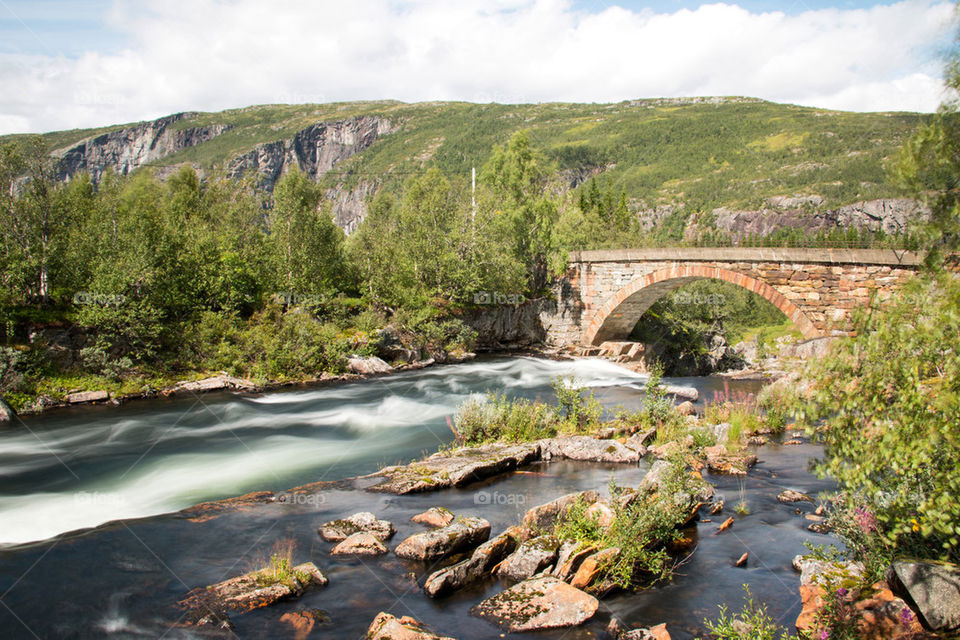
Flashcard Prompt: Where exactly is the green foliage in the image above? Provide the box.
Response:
[550,375,603,428]
[554,463,707,588]
[642,363,685,436]
[700,585,792,640]
[453,392,558,445]
[794,273,960,564]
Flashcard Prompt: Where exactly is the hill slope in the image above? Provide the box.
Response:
[5,97,928,237]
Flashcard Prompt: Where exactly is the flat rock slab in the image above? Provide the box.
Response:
[471,575,599,632]
[496,535,559,582]
[319,512,395,542]
[365,612,456,640]
[65,390,110,404]
[395,516,491,562]
[542,436,642,463]
[367,443,540,494]
[175,374,258,393]
[424,527,520,598]
[179,562,327,627]
[331,532,388,555]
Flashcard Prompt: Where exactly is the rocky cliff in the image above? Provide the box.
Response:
[53,113,230,182]
[683,196,928,241]
[226,116,393,191]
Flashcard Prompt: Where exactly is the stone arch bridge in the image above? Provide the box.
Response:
[542,248,923,347]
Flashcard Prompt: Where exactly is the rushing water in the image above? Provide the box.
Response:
[0,356,832,639]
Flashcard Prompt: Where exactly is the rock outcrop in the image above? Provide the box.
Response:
[496,535,559,581]
[331,532,389,555]
[53,112,231,183]
[471,575,599,632]
[227,116,393,192]
[542,436,643,463]
[412,507,455,528]
[887,560,960,633]
[423,527,520,597]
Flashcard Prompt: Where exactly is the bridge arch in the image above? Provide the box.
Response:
[582,264,821,345]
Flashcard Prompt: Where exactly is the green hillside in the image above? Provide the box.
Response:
[13,97,926,215]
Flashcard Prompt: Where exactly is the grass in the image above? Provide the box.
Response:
[700,585,791,640]
[254,539,310,590]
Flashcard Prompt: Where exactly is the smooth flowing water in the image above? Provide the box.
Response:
[0,357,832,639]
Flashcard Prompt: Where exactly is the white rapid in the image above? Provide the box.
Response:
[0,357,650,545]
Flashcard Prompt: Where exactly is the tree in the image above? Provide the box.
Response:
[895,11,960,266]
[481,130,559,293]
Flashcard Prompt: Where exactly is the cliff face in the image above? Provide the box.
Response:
[53,113,230,182]
[227,116,393,191]
[684,197,929,241]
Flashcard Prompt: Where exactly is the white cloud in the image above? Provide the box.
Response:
[0,0,954,135]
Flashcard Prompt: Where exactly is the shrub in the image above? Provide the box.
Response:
[700,585,791,640]
[551,375,603,430]
[794,273,960,565]
[454,392,558,444]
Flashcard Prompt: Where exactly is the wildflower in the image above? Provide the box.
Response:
[900,607,915,626]
[820,630,829,640]
[854,505,877,534]
[836,587,848,598]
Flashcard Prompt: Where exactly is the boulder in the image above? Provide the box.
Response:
[178,561,327,627]
[331,532,388,555]
[675,401,696,416]
[887,560,960,632]
[793,555,865,632]
[0,396,13,423]
[496,535,559,581]
[423,527,520,598]
[570,547,619,590]
[521,490,599,536]
[65,390,110,404]
[394,516,490,562]
[705,445,757,475]
[470,575,599,632]
[364,612,455,640]
[367,442,540,494]
[585,501,616,528]
[541,436,641,463]
[319,512,395,542]
[412,507,454,528]
[663,385,698,401]
[778,489,813,503]
[608,618,673,640]
[347,356,394,375]
[553,541,597,581]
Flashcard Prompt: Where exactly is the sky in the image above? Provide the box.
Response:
[0,0,955,135]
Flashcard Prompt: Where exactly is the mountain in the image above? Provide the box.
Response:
[3,97,930,237]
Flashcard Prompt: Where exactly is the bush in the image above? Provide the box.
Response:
[700,585,791,640]
[454,392,557,444]
[795,273,960,565]
[551,375,603,430]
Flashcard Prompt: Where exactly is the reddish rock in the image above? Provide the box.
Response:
[412,507,454,528]
[521,490,599,536]
[570,547,619,590]
[778,489,813,503]
[716,517,735,533]
[365,612,455,639]
[331,532,388,555]
[470,575,599,632]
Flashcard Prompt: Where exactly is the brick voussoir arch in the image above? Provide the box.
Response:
[583,264,821,345]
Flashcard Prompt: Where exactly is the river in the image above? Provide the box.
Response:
[0,356,834,638]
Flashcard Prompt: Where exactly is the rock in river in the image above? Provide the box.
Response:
[365,612,455,640]
[412,507,454,528]
[367,442,540,494]
[424,527,520,598]
[471,575,599,632]
[542,436,642,463]
[331,532,388,555]
[394,516,491,562]
[496,535,559,581]
[521,490,599,536]
[319,512,395,542]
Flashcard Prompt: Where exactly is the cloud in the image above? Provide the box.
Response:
[0,0,954,135]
